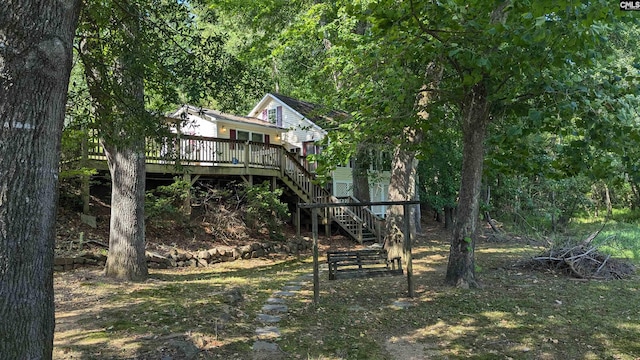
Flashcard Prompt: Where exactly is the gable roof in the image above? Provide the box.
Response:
[171,105,285,130]
[249,93,349,130]
[271,93,349,129]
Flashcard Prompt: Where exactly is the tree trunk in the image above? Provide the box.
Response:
[414,172,423,234]
[604,183,612,218]
[103,143,149,281]
[445,82,490,288]
[384,135,420,260]
[352,142,371,203]
[384,63,441,259]
[79,0,149,281]
[444,205,455,230]
[630,181,640,210]
[0,0,80,357]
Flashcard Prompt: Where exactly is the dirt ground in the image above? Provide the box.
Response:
[54,193,454,359]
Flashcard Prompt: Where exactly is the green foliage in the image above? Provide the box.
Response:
[418,120,462,215]
[145,179,191,221]
[240,181,290,241]
[491,175,593,234]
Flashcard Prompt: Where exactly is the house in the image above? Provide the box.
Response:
[171,105,285,147]
[85,96,389,243]
[248,93,391,216]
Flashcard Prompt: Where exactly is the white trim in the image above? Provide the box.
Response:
[247,94,272,118]
[248,94,327,135]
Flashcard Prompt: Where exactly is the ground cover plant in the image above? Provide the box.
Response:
[54,221,640,359]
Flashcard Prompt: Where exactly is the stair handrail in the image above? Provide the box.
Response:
[331,196,364,242]
[281,150,331,202]
[338,196,386,243]
[331,196,363,223]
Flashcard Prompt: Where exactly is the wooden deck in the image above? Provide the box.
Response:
[86,134,385,242]
[88,135,284,176]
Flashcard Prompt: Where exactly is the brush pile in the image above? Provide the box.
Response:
[518,232,636,280]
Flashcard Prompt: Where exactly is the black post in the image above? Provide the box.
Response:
[403,203,414,297]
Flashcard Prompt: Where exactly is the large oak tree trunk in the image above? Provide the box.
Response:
[384,63,441,260]
[383,132,420,260]
[445,82,490,288]
[80,1,149,281]
[0,0,80,357]
[103,143,148,281]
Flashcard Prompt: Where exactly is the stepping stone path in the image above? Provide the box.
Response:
[252,279,307,358]
[251,271,414,359]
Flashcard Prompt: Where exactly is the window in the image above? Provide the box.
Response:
[268,109,277,123]
[251,133,264,143]
[267,106,283,126]
[237,130,250,141]
[235,130,265,143]
[372,150,392,171]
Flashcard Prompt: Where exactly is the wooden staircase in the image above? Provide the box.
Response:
[279,151,384,243]
[331,196,384,244]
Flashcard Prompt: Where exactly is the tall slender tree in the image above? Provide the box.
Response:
[74,0,260,280]
[0,0,80,357]
[79,0,150,281]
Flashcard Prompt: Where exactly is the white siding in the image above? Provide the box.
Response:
[180,114,217,137]
[251,97,325,150]
[248,94,391,203]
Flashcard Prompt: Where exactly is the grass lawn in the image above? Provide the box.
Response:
[53,223,640,359]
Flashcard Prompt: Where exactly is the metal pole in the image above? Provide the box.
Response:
[403,203,414,298]
[312,207,320,305]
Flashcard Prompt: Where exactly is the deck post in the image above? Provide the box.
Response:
[324,207,330,238]
[312,207,319,305]
[296,205,301,238]
[403,203,414,298]
[182,173,192,216]
[244,141,250,169]
[280,149,286,178]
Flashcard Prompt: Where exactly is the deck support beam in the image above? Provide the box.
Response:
[182,173,192,216]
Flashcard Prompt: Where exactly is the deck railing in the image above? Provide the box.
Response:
[88,134,283,170]
[281,151,331,202]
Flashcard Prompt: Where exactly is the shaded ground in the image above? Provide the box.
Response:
[53,205,640,359]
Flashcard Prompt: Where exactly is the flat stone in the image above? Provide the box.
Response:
[262,304,288,313]
[257,314,282,323]
[282,285,301,291]
[286,281,307,286]
[252,340,279,352]
[348,305,366,312]
[266,297,286,304]
[255,326,281,339]
[392,301,412,309]
[80,214,97,228]
[168,339,199,359]
[273,291,295,297]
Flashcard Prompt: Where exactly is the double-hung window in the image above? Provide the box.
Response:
[266,106,283,127]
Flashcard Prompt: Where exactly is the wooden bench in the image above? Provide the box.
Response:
[326,249,403,280]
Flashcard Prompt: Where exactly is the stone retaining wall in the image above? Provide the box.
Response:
[54,238,312,272]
